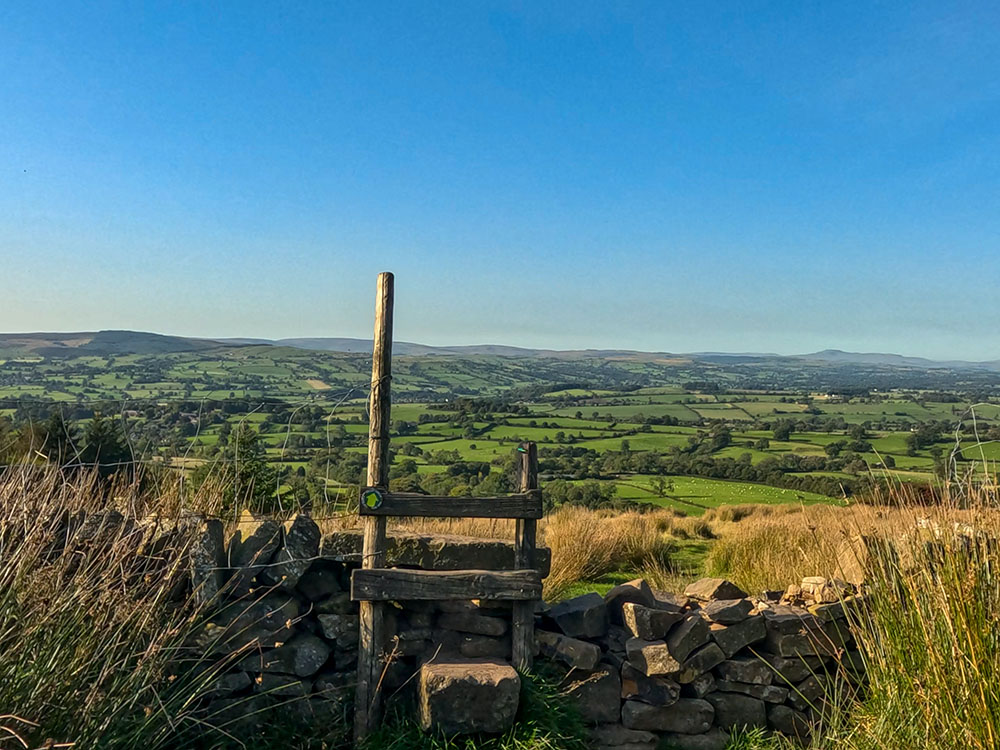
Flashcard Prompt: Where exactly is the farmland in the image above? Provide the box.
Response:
[3,336,999,515]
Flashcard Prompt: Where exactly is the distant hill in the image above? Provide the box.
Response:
[2,330,999,372]
[0,330,233,357]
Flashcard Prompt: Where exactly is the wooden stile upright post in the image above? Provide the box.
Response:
[512,441,538,670]
[355,271,394,742]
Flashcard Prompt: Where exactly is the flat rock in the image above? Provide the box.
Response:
[667,615,711,663]
[321,530,552,577]
[604,579,657,624]
[626,638,682,677]
[536,630,601,670]
[549,592,609,639]
[622,602,684,640]
[715,656,773,685]
[621,698,714,734]
[716,680,789,703]
[419,659,520,735]
[699,598,753,624]
[661,728,731,750]
[709,617,766,658]
[685,578,748,602]
[764,653,829,684]
[621,662,680,706]
[706,692,767,730]
[590,724,658,750]
[677,642,726,683]
[196,593,300,652]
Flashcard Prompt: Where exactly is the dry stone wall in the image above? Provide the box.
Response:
[542,577,866,750]
[46,509,865,747]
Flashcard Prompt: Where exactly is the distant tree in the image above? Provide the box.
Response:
[80,413,129,474]
[773,421,793,441]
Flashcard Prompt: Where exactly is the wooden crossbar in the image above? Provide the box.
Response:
[358,488,543,519]
[352,568,542,601]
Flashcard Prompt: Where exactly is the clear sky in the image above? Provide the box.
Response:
[1,2,998,360]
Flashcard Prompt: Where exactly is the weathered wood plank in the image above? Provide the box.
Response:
[358,488,542,519]
[356,271,393,743]
[352,568,543,602]
[512,442,539,670]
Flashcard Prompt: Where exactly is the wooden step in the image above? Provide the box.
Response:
[351,568,542,602]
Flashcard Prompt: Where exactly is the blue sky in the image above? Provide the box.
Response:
[1,2,998,359]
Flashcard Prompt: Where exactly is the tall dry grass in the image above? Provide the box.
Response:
[397,506,712,599]
[703,485,1000,750]
[0,467,334,750]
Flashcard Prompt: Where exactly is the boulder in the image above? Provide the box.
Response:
[621,698,713,734]
[684,578,748,602]
[536,630,601,670]
[419,659,520,735]
[626,638,682,677]
[622,602,684,640]
[563,665,621,724]
[549,593,608,639]
[706,692,767,730]
[699,598,752,624]
[666,615,711,663]
[709,616,766,658]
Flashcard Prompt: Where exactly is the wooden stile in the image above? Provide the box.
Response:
[353,273,541,741]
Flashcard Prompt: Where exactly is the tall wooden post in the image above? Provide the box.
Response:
[356,271,394,742]
[512,441,538,670]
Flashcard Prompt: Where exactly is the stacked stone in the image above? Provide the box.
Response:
[536,577,865,750]
[185,514,360,730]
[187,515,546,735]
